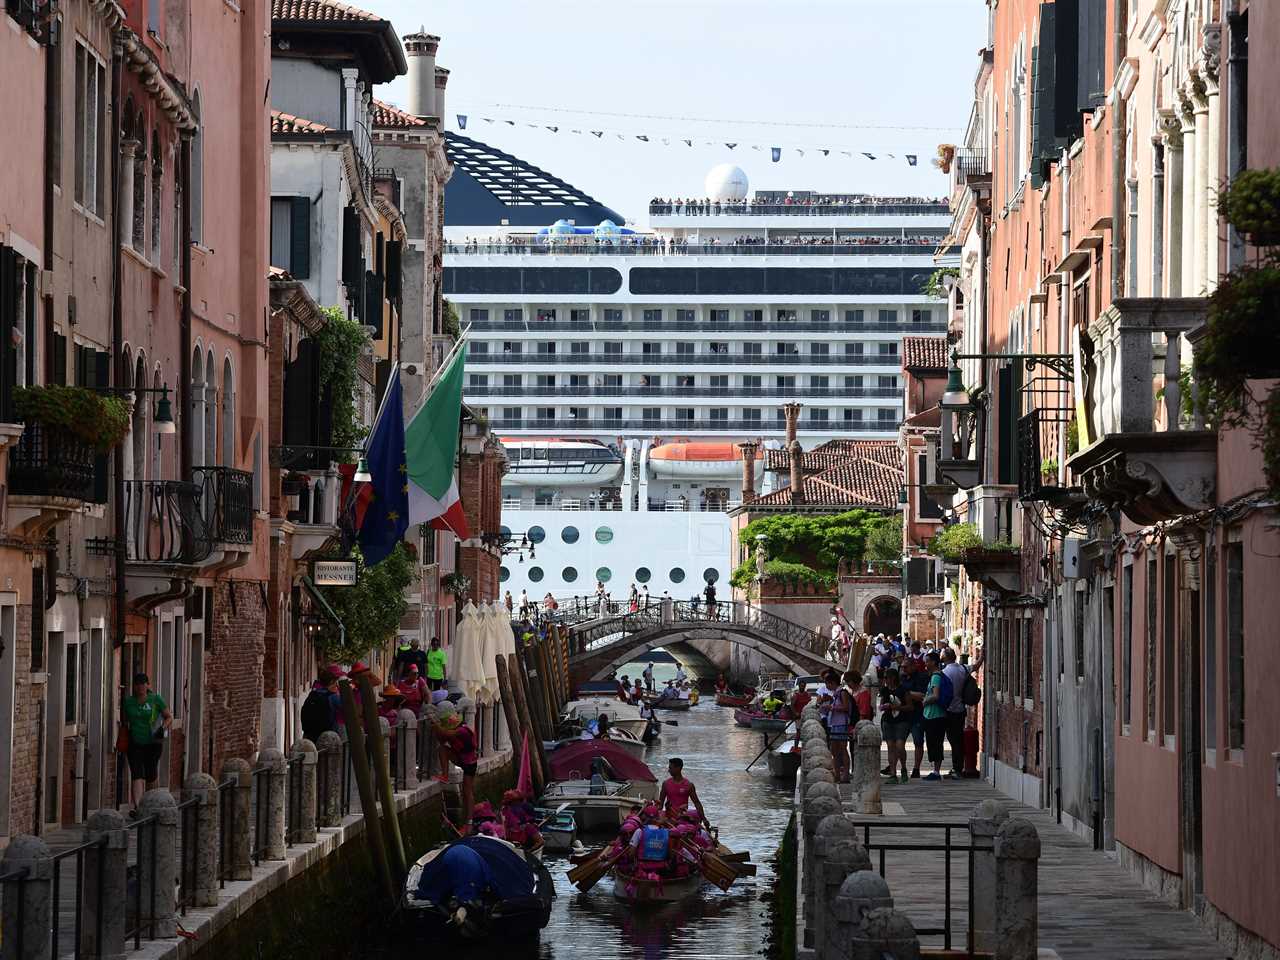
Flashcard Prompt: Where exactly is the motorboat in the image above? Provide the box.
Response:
[767,740,802,780]
[542,740,659,832]
[749,715,792,733]
[612,867,705,903]
[402,835,554,941]
[533,807,578,854]
[562,698,650,740]
[549,727,647,760]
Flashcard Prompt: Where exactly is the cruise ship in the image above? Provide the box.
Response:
[443,134,956,600]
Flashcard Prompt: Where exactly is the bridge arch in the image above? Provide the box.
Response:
[861,595,902,636]
[581,627,817,682]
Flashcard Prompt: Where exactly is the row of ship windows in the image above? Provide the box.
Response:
[484,407,900,422]
[469,307,935,325]
[469,341,903,357]
[500,565,721,586]
[469,374,900,389]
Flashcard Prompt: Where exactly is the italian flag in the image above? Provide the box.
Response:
[406,346,469,539]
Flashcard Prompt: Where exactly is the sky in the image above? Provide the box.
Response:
[364,0,988,225]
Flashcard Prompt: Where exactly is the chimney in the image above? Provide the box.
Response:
[739,441,759,502]
[788,439,804,505]
[434,66,450,129]
[403,30,440,118]
[783,401,802,443]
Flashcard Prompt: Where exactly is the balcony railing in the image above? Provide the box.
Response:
[487,418,897,433]
[446,241,941,258]
[7,422,96,501]
[466,352,902,367]
[124,480,212,565]
[952,148,991,189]
[647,200,950,217]
[465,385,902,399]
[466,319,947,334]
[193,466,254,545]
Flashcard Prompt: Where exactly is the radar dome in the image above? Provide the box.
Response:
[593,219,622,236]
[704,164,749,201]
[549,219,577,235]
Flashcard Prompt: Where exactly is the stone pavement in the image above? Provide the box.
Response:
[837,771,1228,959]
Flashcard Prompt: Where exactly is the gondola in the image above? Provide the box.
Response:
[402,835,555,941]
[533,807,578,854]
[733,708,755,727]
[767,740,802,780]
[749,715,791,732]
[611,867,705,903]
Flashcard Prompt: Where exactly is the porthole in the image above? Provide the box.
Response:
[527,526,546,544]
[635,567,652,583]
[595,526,614,544]
[499,566,511,583]
[500,525,511,538]
[670,567,686,584]
[528,566,544,583]
[596,567,612,583]
[703,568,720,584]
[561,525,580,544]
[562,566,578,583]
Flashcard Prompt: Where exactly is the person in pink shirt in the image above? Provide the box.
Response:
[657,758,708,826]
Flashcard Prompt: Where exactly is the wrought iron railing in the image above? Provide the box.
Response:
[1016,409,1045,501]
[176,794,201,915]
[466,385,903,399]
[123,480,212,565]
[193,466,254,544]
[448,241,941,257]
[487,418,897,433]
[7,421,96,500]
[217,776,238,888]
[466,352,904,367]
[648,200,950,217]
[952,147,991,187]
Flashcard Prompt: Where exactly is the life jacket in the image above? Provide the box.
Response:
[639,826,670,863]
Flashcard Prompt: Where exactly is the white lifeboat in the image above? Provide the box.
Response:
[646,441,757,480]
[500,438,623,487]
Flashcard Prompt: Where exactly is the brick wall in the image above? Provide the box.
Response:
[204,579,268,771]
[9,603,38,835]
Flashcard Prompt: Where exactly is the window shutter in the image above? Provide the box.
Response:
[1078,0,1107,113]
[0,248,17,422]
[1033,5,1059,181]
[341,205,360,285]
[364,270,384,339]
[289,196,310,279]
[385,239,402,302]
[997,365,1016,485]
[283,338,318,468]
[51,332,67,385]
[92,349,111,502]
[1030,44,1042,189]
[1053,0,1083,142]
[906,557,931,596]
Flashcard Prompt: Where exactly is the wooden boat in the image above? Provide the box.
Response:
[611,867,705,903]
[539,780,657,832]
[767,740,802,780]
[640,693,691,711]
[561,698,650,740]
[715,692,753,708]
[402,836,554,941]
[533,807,577,854]
[733,708,755,728]
[749,715,792,733]
[549,728,646,760]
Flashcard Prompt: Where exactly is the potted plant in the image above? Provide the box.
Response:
[14,384,130,451]
[441,572,471,597]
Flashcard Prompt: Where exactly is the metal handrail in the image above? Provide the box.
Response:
[464,320,946,334]
[648,201,950,217]
[176,795,200,916]
[466,386,904,399]
[192,466,254,545]
[466,353,904,367]
[484,418,898,433]
[0,867,31,959]
[250,765,271,865]
[49,837,107,960]
[123,813,160,949]
[447,241,942,257]
[216,776,237,888]
[285,754,304,845]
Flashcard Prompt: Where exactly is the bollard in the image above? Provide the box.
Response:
[183,773,220,907]
[1,835,53,960]
[802,768,836,799]
[801,794,844,945]
[290,739,319,844]
[801,718,826,739]
[82,810,128,960]
[315,732,343,828]
[259,747,288,860]
[802,735,831,759]
[850,906,920,960]
[220,757,253,880]
[802,750,836,776]
[812,814,862,953]
[398,709,420,789]
[994,818,1041,960]
[138,788,179,938]
[851,721,883,814]
[818,841,874,960]
[968,797,1011,953]
[828,870,892,960]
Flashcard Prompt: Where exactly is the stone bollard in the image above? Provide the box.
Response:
[828,870,893,960]
[315,731,344,828]
[398,709,420,789]
[812,814,863,953]
[801,794,844,945]
[850,907,920,960]
[220,757,253,880]
[1,835,53,960]
[851,721,883,814]
[994,818,1041,960]
[259,747,288,860]
[82,810,128,960]
[802,750,835,776]
[802,768,836,799]
[183,773,220,907]
[137,788,179,938]
[289,739,319,844]
[801,718,826,738]
[818,841,875,960]
[968,797,1011,953]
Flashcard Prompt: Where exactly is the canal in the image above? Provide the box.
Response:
[369,658,795,960]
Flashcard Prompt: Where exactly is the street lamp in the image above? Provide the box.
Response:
[353,457,372,483]
[94,384,176,434]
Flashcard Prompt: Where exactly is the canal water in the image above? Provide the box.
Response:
[372,658,795,960]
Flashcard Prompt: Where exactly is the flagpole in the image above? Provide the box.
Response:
[407,323,470,422]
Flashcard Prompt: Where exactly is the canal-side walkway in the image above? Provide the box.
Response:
[837,773,1228,960]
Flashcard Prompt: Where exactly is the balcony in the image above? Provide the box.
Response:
[123,479,211,567]
[447,240,942,258]
[486,417,897,434]
[951,148,992,191]
[465,385,902,400]
[1017,408,1087,515]
[466,352,903,367]
[280,468,341,560]
[193,466,255,572]
[1067,298,1216,524]
[957,545,1021,595]
[466,319,948,335]
[5,422,97,539]
[647,200,951,218]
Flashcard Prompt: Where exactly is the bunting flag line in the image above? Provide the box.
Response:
[906,154,919,166]
[771,147,781,162]
[456,113,467,129]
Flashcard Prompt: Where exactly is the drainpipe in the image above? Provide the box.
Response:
[180,135,192,479]
[110,37,126,655]
[42,21,56,380]
[1111,0,1128,301]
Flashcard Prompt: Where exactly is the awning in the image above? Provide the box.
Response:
[301,575,346,646]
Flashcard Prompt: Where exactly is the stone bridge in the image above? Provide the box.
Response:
[567,600,842,687]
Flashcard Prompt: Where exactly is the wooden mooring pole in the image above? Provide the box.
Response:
[338,679,395,904]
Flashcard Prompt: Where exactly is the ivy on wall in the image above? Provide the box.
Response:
[312,305,370,454]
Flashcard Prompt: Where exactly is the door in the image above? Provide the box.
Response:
[1180,580,1204,909]
[0,599,17,838]
[185,626,204,778]
[43,630,65,830]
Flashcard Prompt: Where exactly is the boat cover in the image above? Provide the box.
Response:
[548,740,657,783]
[415,837,535,904]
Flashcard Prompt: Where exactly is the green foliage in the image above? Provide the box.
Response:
[924,266,959,300]
[316,543,413,663]
[864,513,903,565]
[738,509,894,576]
[15,384,130,451]
[443,299,461,341]
[926,522,983,562]
[312,305,370,455]
[1040,457,1058,476]
[1216,168,1280,246]
[730,559,834,592]
[1065,417,1080,456]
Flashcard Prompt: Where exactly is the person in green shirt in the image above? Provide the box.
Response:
[120,673,172,814]
[921,652,947,781]
[426,637,447,691]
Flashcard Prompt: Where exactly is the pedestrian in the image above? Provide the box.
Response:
[642,661,655,693]
[921,652,948,780]
[899,655,929,778]
[878,668,911,783]
[399,664,429,715]
[433,708,478,824]
[503,589,514,615]
[393,637,428,682]
[827,673,854,783]
[119,673,172,816]
[848,670,874,721]
[791,679,812,718]
[941,648,969,779]
[641,584,650,608]
[703,580,717,618]
[426,636,448,691]
[301,668,341,742]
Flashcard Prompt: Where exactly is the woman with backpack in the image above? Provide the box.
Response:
[920,652,948,781]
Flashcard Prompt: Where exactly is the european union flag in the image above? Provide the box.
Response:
[357,371,408,566]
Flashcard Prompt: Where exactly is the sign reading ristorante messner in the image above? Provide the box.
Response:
[312,560,357,587]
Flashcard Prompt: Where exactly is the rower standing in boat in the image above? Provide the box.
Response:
[658,758,709,827]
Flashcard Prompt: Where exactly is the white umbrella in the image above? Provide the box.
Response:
[452,601,487,702]
[480,603,503,703]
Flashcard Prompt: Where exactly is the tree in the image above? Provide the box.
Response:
[317,543,414,663]
[865,514,904,565]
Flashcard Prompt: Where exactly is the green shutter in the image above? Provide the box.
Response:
[290,196,311,279]
[92,350,111,502]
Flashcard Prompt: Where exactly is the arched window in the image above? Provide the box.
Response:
[132,115,147,252]
[203,350,216,467]
[151,367,164,480]
[221,356,234,466]
[151,131,162,262]
[190,345,205,468]
[131,353,147,481]
[190,92,203,244]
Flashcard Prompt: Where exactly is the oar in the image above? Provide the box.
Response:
[568,846,626,892]
[535,801,572,830]
[744,720,794,772]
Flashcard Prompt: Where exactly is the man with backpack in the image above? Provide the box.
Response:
[301,668,342,743]
[942,648,970,779]
[920,652,950,780]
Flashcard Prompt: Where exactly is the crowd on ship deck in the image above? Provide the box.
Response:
[647,194,947,215]
[446,233,937,255]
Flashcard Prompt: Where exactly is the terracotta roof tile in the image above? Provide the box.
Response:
[271,0,380,22]
[750,457,902,511]
[370,99,428,129]
[901,336,949,372]
[270,109,332,135]
[902,405,941,429]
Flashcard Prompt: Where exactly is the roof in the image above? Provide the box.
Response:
[270,109,333,135]
[748,457,902,511]
[763,448,850,474]
[271,0,379,22]
[371,99,429,130]
[902,406,942,429]
[444,132,625,227]
[902,336,949,372]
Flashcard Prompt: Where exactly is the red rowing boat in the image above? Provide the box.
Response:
[715,692,753,708]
